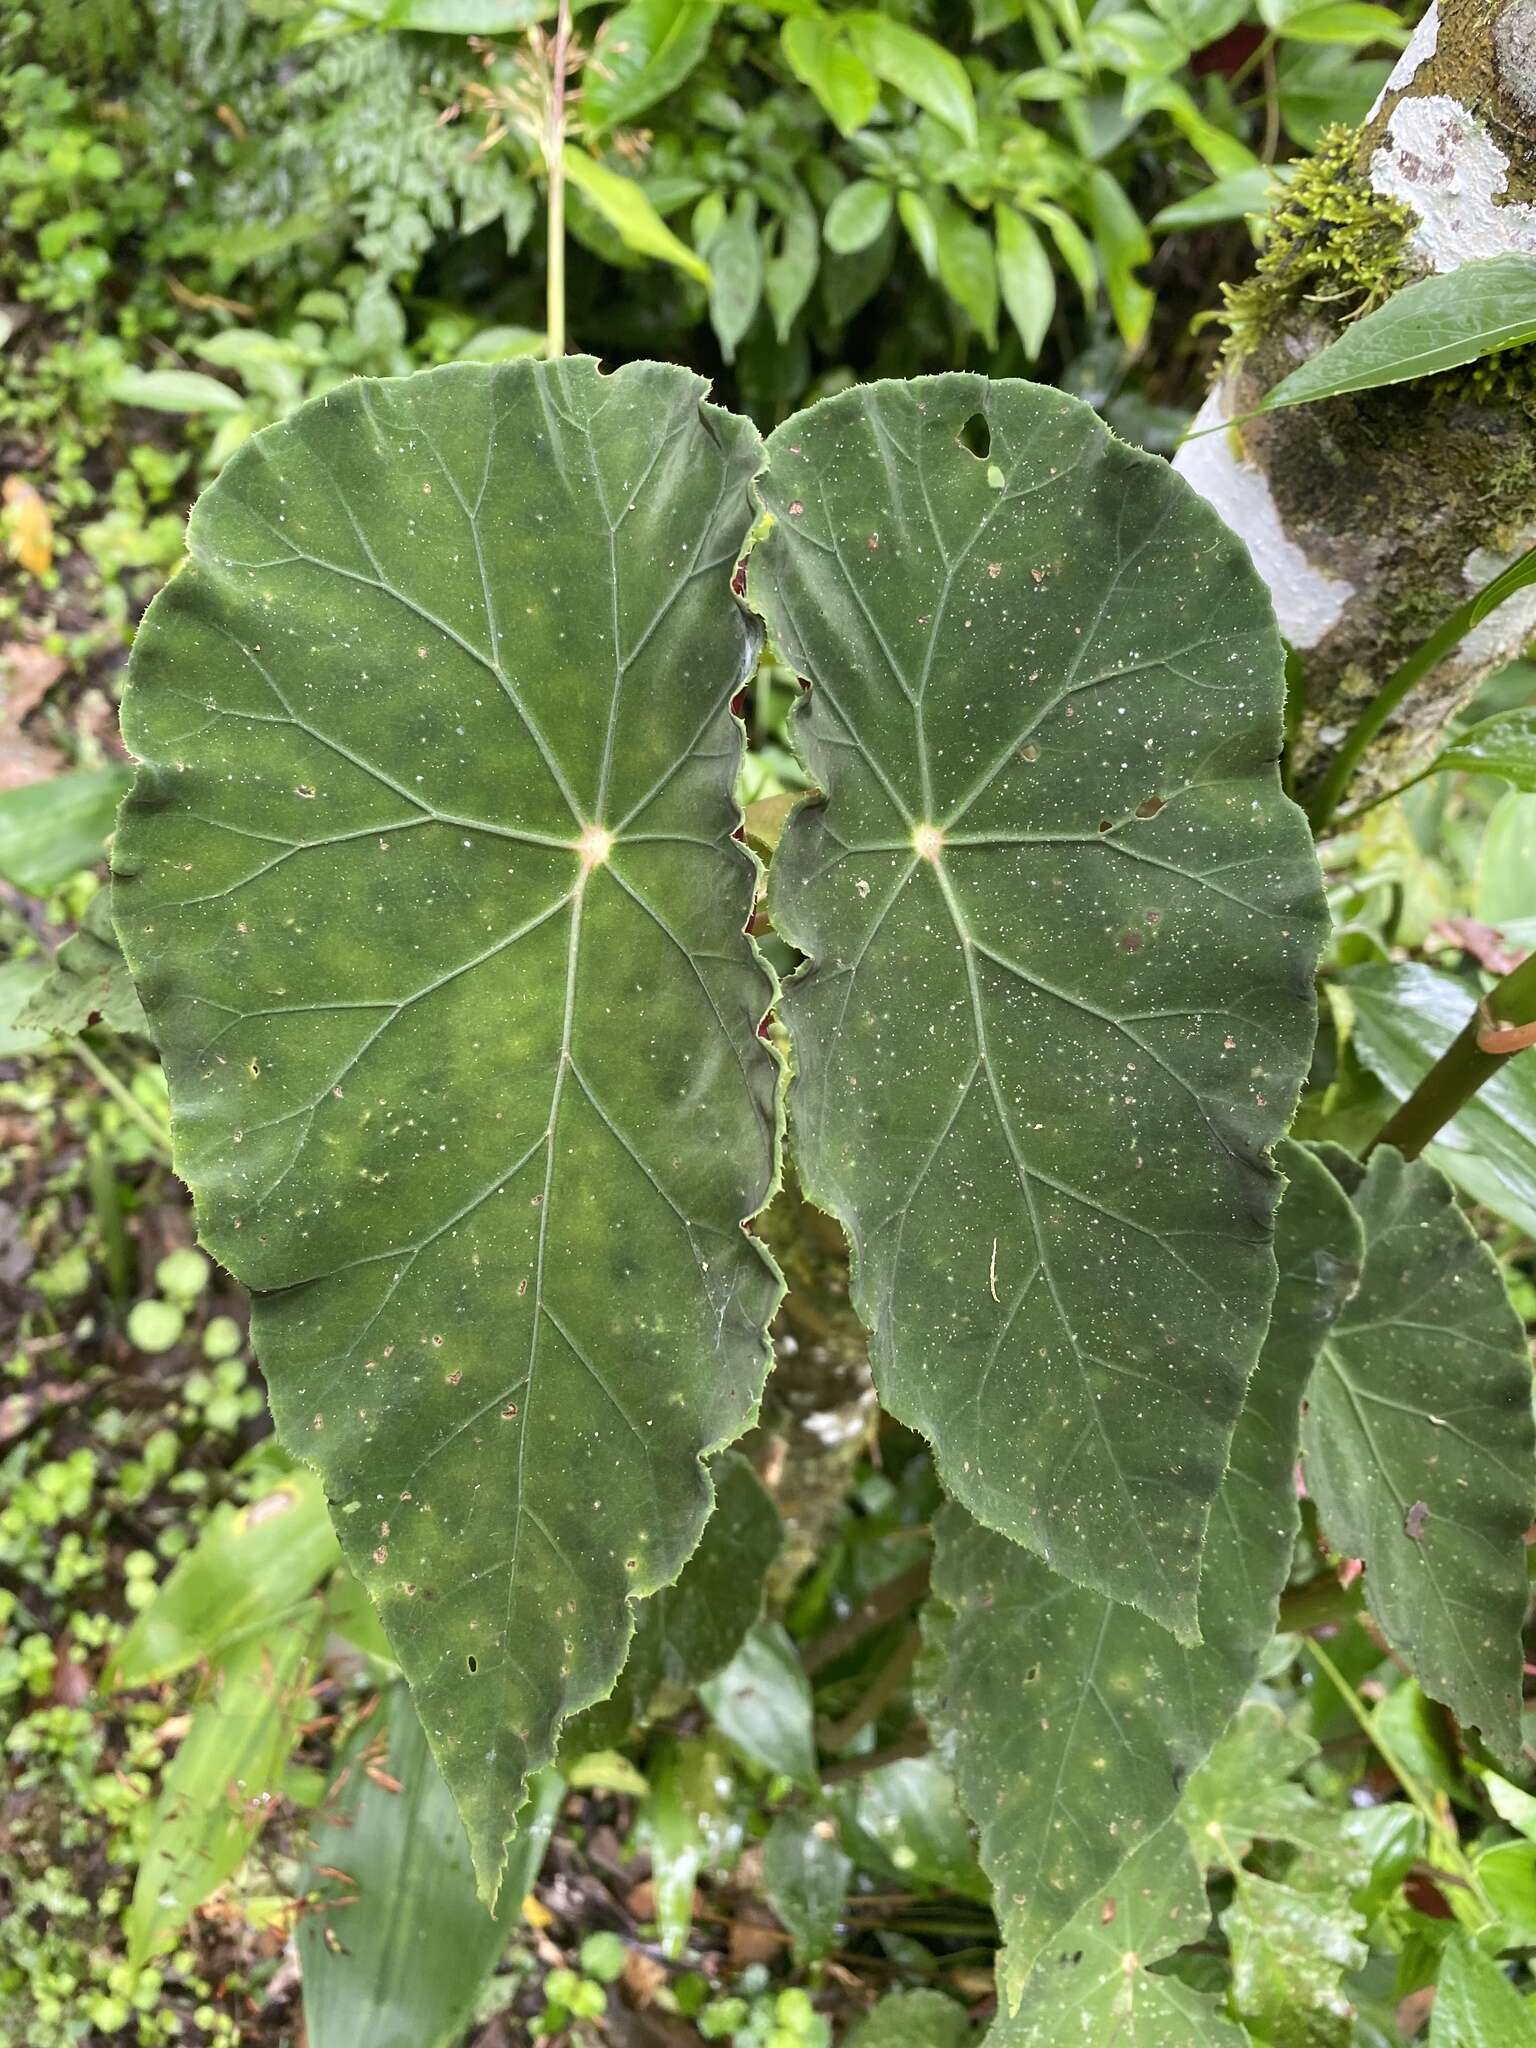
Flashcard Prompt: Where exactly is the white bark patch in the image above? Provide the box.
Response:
[1369,0,1439,118]
[1174,392,1354,650]
[1459,536,1536,670]
[1370,95,1536,271]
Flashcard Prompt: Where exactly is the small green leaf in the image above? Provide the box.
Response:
[127,1609,321,1966]
[921,1143,1358,1996]
[832,1755,988,1899]
[0,958,50,1058]
[640,1735,741,1958]
[1269,0,1410,42]
[1478,787,1536,927]
[108,1467,340,1687]
[705,190,765,363]
[931,193,999,346]
[1032,201,1097,308]
[1430,1933,1536,2047]
[562,147,711,280]
[583,0,717,129]
[751,377,1326,1637]
[844,12,980,145]
[1223,1869,1368,2046]
[1277,44,1391,147]
[298,1686,561,2048]
[114,358,779,1901]
[1343,964,1536,1241]
[1180,1701,1330,1862]
[110,368,246,414]
[0,766,131,895]
[1084,169,1154,347]
[782,16,879,137]
[16,891,147,1038]
[1301,1147,1535,1765]
[897,189,940,278]
[989,1823,1245,2044]
[762,1810,853,1962]
[1429,707,1536,792]
[1262,255,1536,411]
[700,1620,817,1784]
[824,179,895,256]
[848,1991,970,2047]
[764,183,820,341]
[994,205,1055,358]
[1153,165,1281,231]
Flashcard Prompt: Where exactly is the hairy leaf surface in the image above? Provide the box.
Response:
[113,356,781,1896]
[752,375,1326,1636]
[922,1142,1359,1997]
[1302,1147,1534,1764]
[986,1823,1246,2046]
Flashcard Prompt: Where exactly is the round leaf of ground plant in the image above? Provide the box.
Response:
[751,375,1325,1639]
[1301,1146,1535,1766]
[112,356,782,1900]
[921,1139,1360,1999]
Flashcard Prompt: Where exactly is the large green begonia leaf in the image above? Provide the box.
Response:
[921,1141,1360,2001]
[985,1823,1247,2047]
[1301,1146,1535,1766]
[113,356,782,1899]
[750,375,1326,1640]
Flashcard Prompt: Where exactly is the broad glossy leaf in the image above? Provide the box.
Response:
[583,0,717,130]
[987,1823,1246,2045]
[1344,964,1536,1240]
[751,376,1326,1636]
[831,1753,989,1900]
[298,1687,561,2048]
[127,1607,321,1966]
[560,1449,780,1751]
[1430,1933,1536,2048]
[921,1142,1358,1994]
[1263,254,1536,411]
[108,1465,340,1687]
[844,12,979,145]
[0,765,131,894]
[18,890,148,1038]
[1301,1147,1535,1764]
[113,356,781,1897]
[825,179,895,257]
[700,1619,817,1784]
[1223,1871,1367,2048]
[782,17,879,137]
[1429,708,1536,793]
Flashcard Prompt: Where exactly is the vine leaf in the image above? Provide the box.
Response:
[751,375,1326,1639]
[985,1822,1247,2048]
[113,356,782,1900]
[1301,1145,1535,1766]
[921,1141,1360,2003]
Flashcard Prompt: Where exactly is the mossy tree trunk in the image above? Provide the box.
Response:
[1175,0,1536,813]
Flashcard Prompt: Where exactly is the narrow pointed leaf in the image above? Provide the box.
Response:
[113,356,781,1898]
[987,1823,1246,2044]
[1302,1146,1534,1765]
[298,1686,561,2048]
[921,1141,1358,1996]
[751,376,1326,1637]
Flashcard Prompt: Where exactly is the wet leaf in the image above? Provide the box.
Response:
[1430,1934,1536,2047]
[832,1753,989,1899]
[298,1685,561,2048]
[114,357,781,1898]
[583,0,717,130]
[1223,1871,1367,2048]
[988,1823,1246,2044]
[1301,1147,1535,1765]
[1426,707,1536,794]
[921,1142,1358,1996]
[751,377,1325,1639]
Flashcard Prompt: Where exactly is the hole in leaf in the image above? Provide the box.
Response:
[957,412,991,460]
[466,1654,478,1673]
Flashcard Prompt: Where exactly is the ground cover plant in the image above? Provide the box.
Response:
[3,0,1536,2043]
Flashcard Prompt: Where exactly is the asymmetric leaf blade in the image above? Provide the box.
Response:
[752,375,1326,1637]
[1302,1146,1535,1764]
[113,356,781,1898]
[921,1141,1360,1999]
